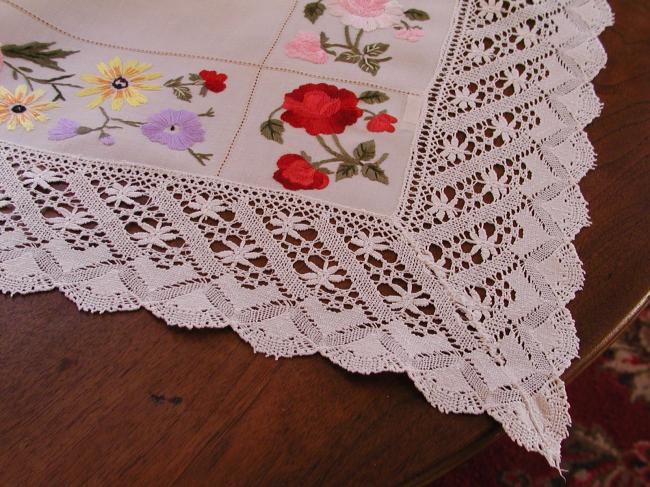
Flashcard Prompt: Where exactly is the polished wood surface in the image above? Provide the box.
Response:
[1,1,649,485]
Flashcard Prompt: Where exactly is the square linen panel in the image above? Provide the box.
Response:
[0,0,613,467]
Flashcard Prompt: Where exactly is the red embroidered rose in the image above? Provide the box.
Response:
[199,70,228,93]
[273,154,329,190]
[281,83,363,136]
[367,113,398,133]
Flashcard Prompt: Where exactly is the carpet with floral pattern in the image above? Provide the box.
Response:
[435,309,650,486]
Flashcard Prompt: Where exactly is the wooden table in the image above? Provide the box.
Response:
[1,1,649,485]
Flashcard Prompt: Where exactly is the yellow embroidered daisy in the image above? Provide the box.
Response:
[0,85,58,131]
[78,56,161,111]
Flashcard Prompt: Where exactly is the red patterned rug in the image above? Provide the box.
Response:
[435,310,650,487]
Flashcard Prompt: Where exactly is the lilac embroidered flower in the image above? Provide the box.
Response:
[99,133,115,146]
[141,109,205,151]
[48,119,81,140]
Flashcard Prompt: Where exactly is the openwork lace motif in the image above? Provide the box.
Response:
[0,0,613,468]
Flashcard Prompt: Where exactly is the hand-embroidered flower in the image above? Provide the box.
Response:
[274,154,330,190]
[78,56,161,111]
[281,83,363,136]
[141,109,205,151]
[198,70,228,93]
[326,0,405,31]
[48,118,81,140]
[262,85,395,189]
[284,32,329,64]
[366,112,397,132]
[99,133,115,146]
[0,85,58,131]
[394,27,424,42]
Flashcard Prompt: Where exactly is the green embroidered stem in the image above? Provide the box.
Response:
[188,148,212,166]
[3,60,81,102]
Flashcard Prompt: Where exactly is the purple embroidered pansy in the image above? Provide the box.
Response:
[141,109,205,151]
[48,118,81,140]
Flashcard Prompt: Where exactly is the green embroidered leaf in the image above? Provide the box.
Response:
[361,164,389,184]
[353,140,376,161]
[188,73,201,82]
[335,51,362,64]
[0,42,78,72]
[199,85,208,97]
[320,32,336,55]
[404,8,431,21]
[358,57,381,76]
[300,151,312,162]
[363,43,389,57]
[358,90,390,104]
[171,86,192,102]
[304,2,326,23]
[164,76,183,87]
[18,66,33,73]
[260,119,285,144]
[76,126,93,135]
[336,163,358,181]
[316,166,334,175]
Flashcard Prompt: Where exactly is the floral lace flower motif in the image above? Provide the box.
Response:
[394,27,424,42]
[477,0,504,21]
[274,154,329,190]
[105,183,143,207]
[367,112,397,132]
[503,67,527,94]
[131,221,178,249]
[50,207,93,231]
[428,192,458,220]
[186,195,225,222]
[216,241,262,267]
[440,136,468,162]
[468,43,494,64]
[0,85,58,131]
[326,0,405,31]
[269,212,309,240]
[468,226,498,260]
[22,167,63,190]
[453,86,479,110]
[141,109,205,151]
[490,115,517,143]
[48,119,81,140]
[284,31,329,64]
[482,168,507,199]
[350,231,388,261]
[299,260,346,291]
[385,282,429,314]
[78,56,161,111]
[281,83,363,136]
[514,24,537,48]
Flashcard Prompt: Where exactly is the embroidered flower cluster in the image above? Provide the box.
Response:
[0,42,228,165]
[260,82,398,190]
[285,0,430,75]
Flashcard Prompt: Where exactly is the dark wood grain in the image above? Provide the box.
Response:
[0,1,649,485]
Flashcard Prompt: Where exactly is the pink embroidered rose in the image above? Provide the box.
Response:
[326,0,405,31]
[394,27,424,42]
[284,32,329,64]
